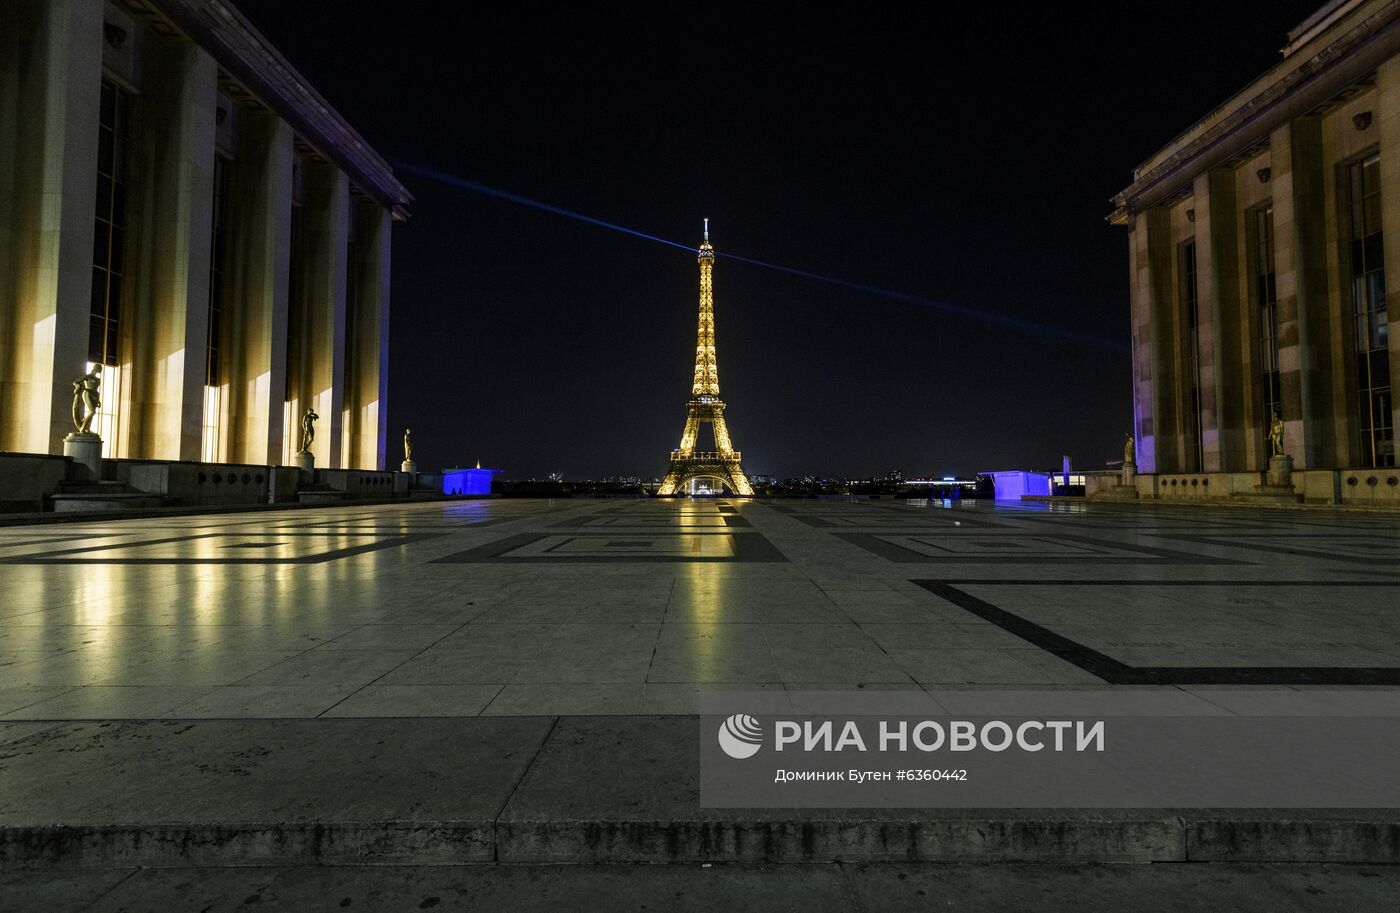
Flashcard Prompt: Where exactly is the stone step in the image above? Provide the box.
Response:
[50,481,171,512]
[294,482,355,504]
[1090,487,1140,500]
[2,717,1396,868]
[50,495,168,513]
[295,490,356,504]
[54,480,128,494]
[1246,486,1307,504]
[8,861,1400,912]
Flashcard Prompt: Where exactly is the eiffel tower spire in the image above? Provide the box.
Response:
[693,220,719,398]
[658,221,754,497]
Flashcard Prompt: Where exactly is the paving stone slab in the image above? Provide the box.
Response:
[496,715,1184,863]
[843,861,1400,913]
[2,500,1399,868]
[1,864,857,913]
[3,716,1399,867]
[8,863,1400,913]
[0,718,553,866]
[0,868,135,912]
[1185,812,1400,863]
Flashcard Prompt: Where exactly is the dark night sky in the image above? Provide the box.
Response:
[237,1,1323,480]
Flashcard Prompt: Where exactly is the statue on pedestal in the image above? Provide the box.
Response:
[1261,411,1297,494]
[1123,433,1135,465]
[404,428,413,463]
[299,409,319,454]
[71,369,102,434]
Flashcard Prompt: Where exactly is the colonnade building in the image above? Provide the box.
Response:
[1108,0,1400,504]
[1,0,409,484]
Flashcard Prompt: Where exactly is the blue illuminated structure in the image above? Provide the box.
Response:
[442,467,502,496]
[988,470,1051,500]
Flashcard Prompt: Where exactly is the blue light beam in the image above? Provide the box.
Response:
[394,160,1126,351]
[394,162,694,253]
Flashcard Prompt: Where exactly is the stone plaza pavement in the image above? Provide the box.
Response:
[4,496,1398,715]
[1,497,1398,901]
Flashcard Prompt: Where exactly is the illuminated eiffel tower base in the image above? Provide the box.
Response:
[657,222,754,497]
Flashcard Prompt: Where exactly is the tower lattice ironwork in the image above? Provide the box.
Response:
[657,221,754,496]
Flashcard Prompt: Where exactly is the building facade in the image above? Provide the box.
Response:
[0,0,409,475]
[1109,0,1400,501]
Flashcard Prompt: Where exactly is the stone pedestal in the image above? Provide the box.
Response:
[294,451,315,476]
[63,432,102,481]
[1094,463,1139,500]
[401,460,417,475]
[1248,454,1303,504]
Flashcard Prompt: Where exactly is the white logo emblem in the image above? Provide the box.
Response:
[717,713,763,759]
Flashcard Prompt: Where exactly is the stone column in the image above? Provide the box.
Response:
[125,39,217,461]
[296,162,349,469]
[1378,58,1400,466]
[1128,222,1153,472]
[1190,176,1220,471]
[1139,207,1179,472]
[345,202,392,471]
[1271,118,1339,469]
[1237,186,1268,473]
[226,111,293,465]
[0,0,103,455]
[1197,169,1247,471]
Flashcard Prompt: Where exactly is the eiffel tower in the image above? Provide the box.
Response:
[657,221,754,497]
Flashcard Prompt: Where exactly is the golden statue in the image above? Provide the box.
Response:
[1269,412,1284,458]
[71,369,102,434]
[403,428,413,462]
[299,409,319,454]
[1123,433,1135,465]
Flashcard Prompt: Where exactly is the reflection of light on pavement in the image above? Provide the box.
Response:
[448,501,492,519]
[72,562,123,682]
[269,572,300,625]
[296,556,334,624]
[677,540,731,668]
[192,564,219,627]
[71,562,121,627]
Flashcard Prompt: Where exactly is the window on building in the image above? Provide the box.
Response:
[89,78,129,456]
[202,155,232,464]
[1348,154,1393,467]
[1253,205,1281,456]
[1181,239,1203,471]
